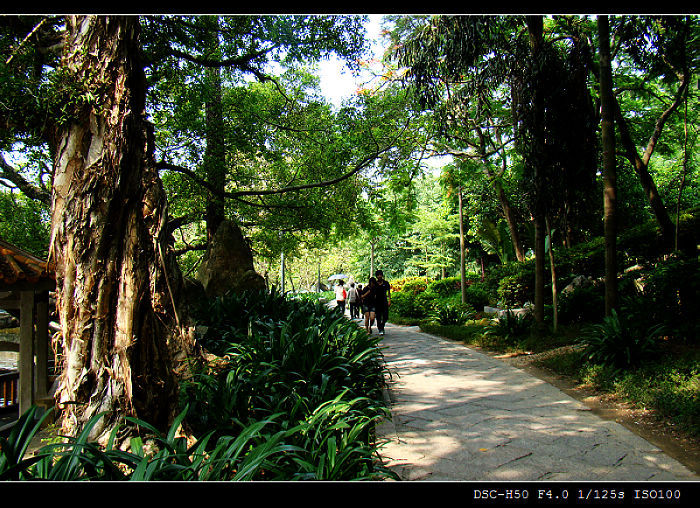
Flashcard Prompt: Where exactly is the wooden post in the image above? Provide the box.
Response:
[19,290,35,415]
[35,291,49,398]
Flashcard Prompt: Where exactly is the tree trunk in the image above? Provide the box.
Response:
[675,93,689,252]
[533,217,546,325]
[598,15,618,316]
[490,125,526,262]
[203,17,227,242]
[526,16,546,327]
[546,216,558,333]
[614,100,676,247]
[458,186,467,304]
[50,16,196,444]
[280,251,286,293]
[611,69,689,248]
[494,180,526,263]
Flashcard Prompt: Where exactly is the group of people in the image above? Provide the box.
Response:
[333,270,391,336]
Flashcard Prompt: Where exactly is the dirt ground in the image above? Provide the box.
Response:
[473,345,700,476]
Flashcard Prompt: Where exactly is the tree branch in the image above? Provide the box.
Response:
[157,142,392,201]
[0,154,51,205]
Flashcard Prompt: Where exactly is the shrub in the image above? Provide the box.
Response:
[0,406,291,480]
[412,291,437,318]
[426,276,463,298]
[389,291,416,317]
[615,358,700,436]
[428,303,475,326]
[497,268,534,308]
[558,283,605,324]
[463,283,491,311]
[484,311,533,344]
[577,309,663,370]
[554,237,606,280]
[639,255,700,341]
[402,278,429,295]
[388,288,438,319]
[618,222,665,265]
[389,276,431,294]
[483,261,522,299]
[179,289,396,480]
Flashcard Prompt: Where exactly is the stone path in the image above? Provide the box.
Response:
[374,323,698,481]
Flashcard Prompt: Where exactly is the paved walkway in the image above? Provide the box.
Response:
[374,323,698,481]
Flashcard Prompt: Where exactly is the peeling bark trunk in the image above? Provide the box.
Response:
[50,16,196,444]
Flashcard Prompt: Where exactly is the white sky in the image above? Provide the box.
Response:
[317,14,452,171]
[317,14,385,109]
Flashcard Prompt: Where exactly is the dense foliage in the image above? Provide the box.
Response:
[1,290,395,480]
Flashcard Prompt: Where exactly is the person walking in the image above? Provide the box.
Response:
[360,277,377,335]
[374,270,391,336]
[334,280,347,315]
[347,282,361,319]
[356,284,363,319]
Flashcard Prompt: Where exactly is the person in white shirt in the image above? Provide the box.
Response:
[334,280,347,315]
[347,282,360,319]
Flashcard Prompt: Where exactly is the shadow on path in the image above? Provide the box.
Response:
[375,323,698,482]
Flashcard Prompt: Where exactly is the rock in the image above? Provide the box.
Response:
[562,274,593,294]
[498,307,531,318]
[0,310,18,329]
[195,220,266,299]
[483,305,532,318]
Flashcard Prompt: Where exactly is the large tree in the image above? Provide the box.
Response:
[580,15,698,247]
[48,16,196,443]
[0,14,402,440]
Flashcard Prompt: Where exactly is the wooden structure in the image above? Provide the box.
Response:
[0,238,55,417]
[0,369,18,409]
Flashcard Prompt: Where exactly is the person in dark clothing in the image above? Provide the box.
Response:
[374,270,391,335]
[360,277,378,335]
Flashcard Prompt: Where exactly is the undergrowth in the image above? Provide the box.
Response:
[1,289,396,481]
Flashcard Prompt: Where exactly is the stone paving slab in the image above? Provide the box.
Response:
[375,323,698,481]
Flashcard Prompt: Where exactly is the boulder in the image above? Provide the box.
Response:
[0,310,18,329]
[562,274,593,294]
[195,220,266,298]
